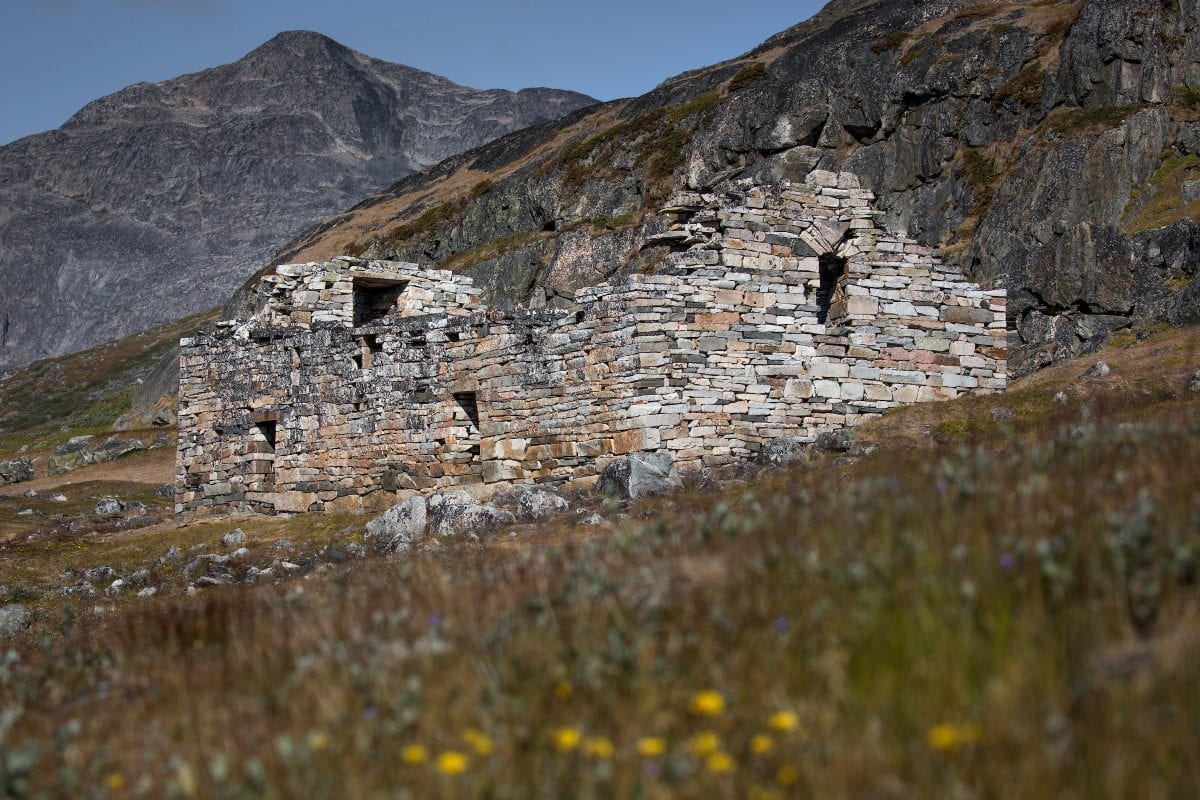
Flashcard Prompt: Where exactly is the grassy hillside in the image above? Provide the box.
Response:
[0,309,217,460]
[1,327,1197,798]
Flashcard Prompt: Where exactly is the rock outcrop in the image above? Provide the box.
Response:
[245,0,1200,377]
[46,435,150,476]
[0,30,594,374]
[0,458,33,485]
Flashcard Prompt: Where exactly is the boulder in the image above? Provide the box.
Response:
[430,495,514,537]
[93,498,123,516]
[221,528,247,549]
[0,604,31,638]
[183,554,230,579]
[515,489,570,521]
[91,436,147,464]
[84,565,114,583]
[598,452,682,499]
[48,436,96,476]
[0,457,34,485]
[155,546,184,568]
[365,495,428,551]
[813,429,855,453]
[757,437,809,467]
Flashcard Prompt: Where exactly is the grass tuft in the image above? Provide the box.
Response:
[993,62,1045,110]
[1047,104,1148,136]
[962,149,1000,217]
[870,31,910,54]
[1123,154,1200,234]
[726,62,767,94]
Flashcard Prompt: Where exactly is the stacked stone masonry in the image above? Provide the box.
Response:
[176,173,1007,514]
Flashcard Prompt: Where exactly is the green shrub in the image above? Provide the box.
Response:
[962,149,999,217]
[726,62,767,93]
[1173,84,1200,111]
[1047,104,1147,136]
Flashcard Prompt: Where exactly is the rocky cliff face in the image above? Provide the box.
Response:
[248,0,1199,377]
[0,30,594,373]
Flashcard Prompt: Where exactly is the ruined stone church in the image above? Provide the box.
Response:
[175,172,1007,515]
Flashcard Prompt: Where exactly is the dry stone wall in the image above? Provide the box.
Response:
[176,173,1007,515]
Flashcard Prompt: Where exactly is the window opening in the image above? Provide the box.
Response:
[254,420,277,455]
[816,254,847,325]
[353,279,409,326]
[356,334,384,370]
[452,392,481,430]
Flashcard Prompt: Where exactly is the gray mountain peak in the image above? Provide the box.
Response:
[0,32,595,373]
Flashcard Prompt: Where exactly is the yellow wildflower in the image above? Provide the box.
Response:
[637,736,667,757]
[768,710,799,732]
[554,680,573,701]
[705,751,735,773]
[552,727,582,752]
[463,728,494,756]
[401,744,428,765]
[776,764,800,787]
[927,722,982,752]
[748,787,784,800]
[750,734,775,755]
[690,689,726,716]
[689,730,721,757]
[435,750,469,775]
[583,736,615,759]
[307,732,329,752]
[106,773,125,790]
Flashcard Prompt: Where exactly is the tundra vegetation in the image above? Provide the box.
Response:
[0,327,1197,798]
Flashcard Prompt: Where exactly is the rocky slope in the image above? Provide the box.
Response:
[241,0,1200,376]
[0,30,594,374]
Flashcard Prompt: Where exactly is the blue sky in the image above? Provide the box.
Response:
[0,0,825,146]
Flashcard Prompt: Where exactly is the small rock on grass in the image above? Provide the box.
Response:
[222,528,246,548]
[0,604,32,637]
[93,497,122,516]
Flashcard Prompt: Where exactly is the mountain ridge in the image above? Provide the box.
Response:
[0,30,595,373]
[234,0,1199,378]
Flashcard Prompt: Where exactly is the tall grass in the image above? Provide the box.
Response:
[2,334,1199,798]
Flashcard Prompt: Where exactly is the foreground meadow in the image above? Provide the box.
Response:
[1,328,1198,798]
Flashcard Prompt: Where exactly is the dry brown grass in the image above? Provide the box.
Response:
[1,328,1198,797]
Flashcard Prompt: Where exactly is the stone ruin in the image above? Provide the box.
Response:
[175,172,1007,515]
